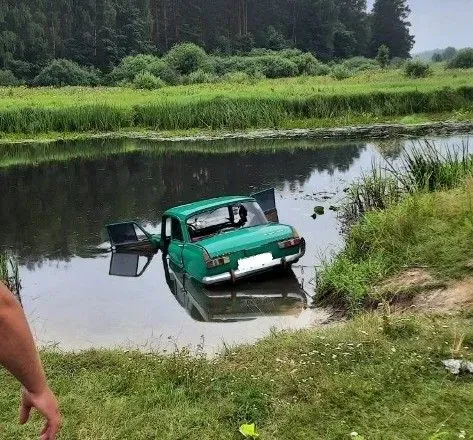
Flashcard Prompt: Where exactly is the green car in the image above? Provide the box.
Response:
[107,189,305,285]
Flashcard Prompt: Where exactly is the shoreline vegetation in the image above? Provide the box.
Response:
[1,68,472,142]
[317,143,473,312]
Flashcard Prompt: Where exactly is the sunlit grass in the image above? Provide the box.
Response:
[0,314,471,439]
[0,67,472,137]
[318,178,473,309]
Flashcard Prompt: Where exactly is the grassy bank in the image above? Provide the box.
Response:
[317,142,473,310]
[0,68,472,138]
[0,314,472,439]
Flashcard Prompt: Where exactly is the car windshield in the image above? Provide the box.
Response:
[187,202,268,242]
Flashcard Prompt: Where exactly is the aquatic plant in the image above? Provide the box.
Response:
[391,140,473,193]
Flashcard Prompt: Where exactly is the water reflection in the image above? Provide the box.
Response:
[2,135,470,352]
[109,251,308,323]
[0,140,364,266]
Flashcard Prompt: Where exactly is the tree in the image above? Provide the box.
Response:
[370,0,414,59]
[431,53,442,63]
[376,44,390,68]
[442,47,457,61]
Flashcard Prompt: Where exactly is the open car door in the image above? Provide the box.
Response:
[109,251,153,277]
[106,222,156,252]
[251,188,279,223]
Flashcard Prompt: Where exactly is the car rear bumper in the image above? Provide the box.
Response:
[202,246,305,285]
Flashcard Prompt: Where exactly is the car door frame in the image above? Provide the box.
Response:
[161,215,186,269]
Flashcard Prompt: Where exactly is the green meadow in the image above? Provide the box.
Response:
[0,67,472,140]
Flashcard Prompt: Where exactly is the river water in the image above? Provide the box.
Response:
[0,135,470,353]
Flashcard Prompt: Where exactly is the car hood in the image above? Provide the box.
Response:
[198,223,294,258]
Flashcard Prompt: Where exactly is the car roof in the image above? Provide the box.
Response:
[164,196,255,221]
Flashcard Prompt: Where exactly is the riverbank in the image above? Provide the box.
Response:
[1,68,472,141]
[317,144,473,312]
[0,313,472,439]
[1,121,472,169]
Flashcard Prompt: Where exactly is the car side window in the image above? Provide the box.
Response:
[171,217,184,242]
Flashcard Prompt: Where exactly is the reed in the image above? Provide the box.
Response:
[391,140,473,193]
[0,86,472,135]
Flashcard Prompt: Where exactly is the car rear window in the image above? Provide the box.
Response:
[187,202,267,241]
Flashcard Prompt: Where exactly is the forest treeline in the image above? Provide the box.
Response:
[0,0,414,79]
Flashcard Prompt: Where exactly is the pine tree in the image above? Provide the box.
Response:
[370,0,414,58]
[376,44,390,68]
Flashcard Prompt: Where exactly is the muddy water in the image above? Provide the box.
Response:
[0,135,470,353]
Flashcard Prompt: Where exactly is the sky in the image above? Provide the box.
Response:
[366,0,473,53]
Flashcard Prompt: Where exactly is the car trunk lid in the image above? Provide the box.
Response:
[198,223,293,258]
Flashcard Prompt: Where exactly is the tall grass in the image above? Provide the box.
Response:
[341,140,473,225]
[391,140,473,193]
[0,252,21,303]
[322,142,473,310]
[341,164,403,227]
[0,86,472,134]
[319,180,473,310]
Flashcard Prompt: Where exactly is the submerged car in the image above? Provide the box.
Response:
[107,189,305,285]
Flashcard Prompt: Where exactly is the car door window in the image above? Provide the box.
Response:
[171,217,184,242]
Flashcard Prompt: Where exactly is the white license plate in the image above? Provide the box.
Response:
[238,253,273,271]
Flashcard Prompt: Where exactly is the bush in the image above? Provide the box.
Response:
[260,56,298,78]
[33,59,101,86]
[331,65,352,80]
[404,60,432,78]
[109,54,181,85]
[222,71,251,83]
[390,57,406,68]
[447,48,473,69]
[132,72,165,90]
[0,69,20,86]
[291,52,329,76]
[342,57,378,73]
[185,69,218,84]
[165,43,210,75]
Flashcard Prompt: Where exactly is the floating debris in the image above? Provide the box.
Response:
[314,206,325,215]
[239,423,259,439]
[442,359,473,375]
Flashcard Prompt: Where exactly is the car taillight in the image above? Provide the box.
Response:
[278,237,301,249]
[205,255,230,269]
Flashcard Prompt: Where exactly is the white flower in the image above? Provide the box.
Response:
[350,432,359,438]
[458,430,466,439]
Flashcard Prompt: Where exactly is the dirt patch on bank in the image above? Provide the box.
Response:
[413,277,473,313]
[380,269,473,313]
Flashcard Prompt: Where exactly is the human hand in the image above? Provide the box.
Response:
[20,387,61,440]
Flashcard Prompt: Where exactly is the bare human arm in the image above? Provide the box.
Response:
[0,281,61,440]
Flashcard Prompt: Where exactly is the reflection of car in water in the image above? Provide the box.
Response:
[106,189,306,285]
[108,251,308,323]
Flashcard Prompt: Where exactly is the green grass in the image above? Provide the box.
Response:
[0,313,472,439]
[318,179,473,309]
[0,68,472,138]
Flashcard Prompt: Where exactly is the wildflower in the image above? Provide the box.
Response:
[459,430,466,439]
[350,432,359,437]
